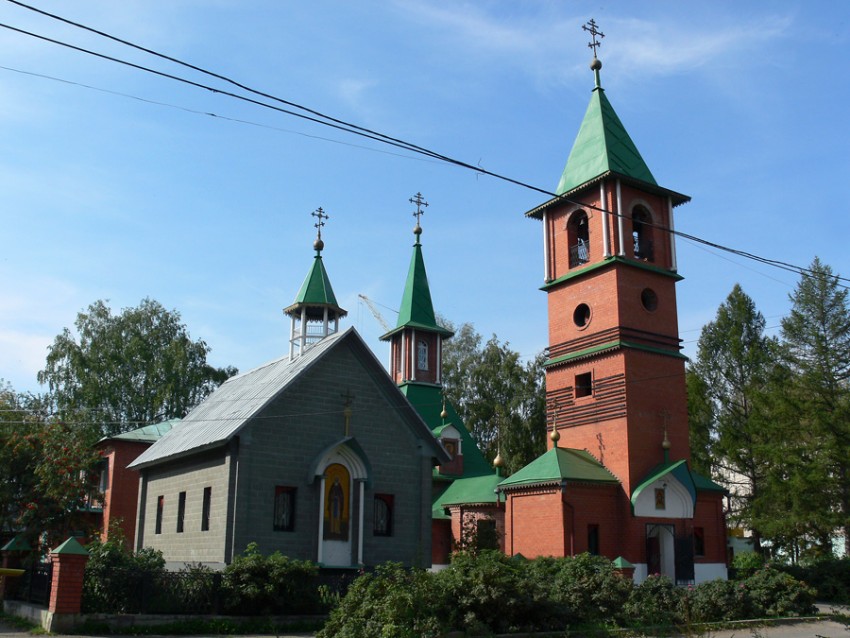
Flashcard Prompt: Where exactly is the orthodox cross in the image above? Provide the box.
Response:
[312,207,329,240]
[582,19,604,58]
[410,192,428,227]
[341,389,355,436]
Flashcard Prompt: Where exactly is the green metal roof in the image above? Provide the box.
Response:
[630,459,696,508]
[51,536,88,556]
[1,535,31,552]
[105,418,179,443]
[498,447,619,490]
[400,383,492,478]
[437,471,504,507]
[382,241,452,339]
[691,469,727,493]
[556,87,656,196]
[284,252,347,318]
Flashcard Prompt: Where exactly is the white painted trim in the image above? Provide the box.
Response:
[357,481,365,564]
[695,563,728,583]
[668,197,678,272]
[542,209,551,281]
[600,182,611,258]
[616,179,625,256]
[317,475,325,564]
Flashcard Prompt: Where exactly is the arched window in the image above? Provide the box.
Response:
[373,494,393,536]
[567,210,590,268]
[417,339,428,371]
[632,207,654,262]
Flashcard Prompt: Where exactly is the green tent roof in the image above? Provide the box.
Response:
[556,87,656,196]
[691,469,727,493]
[284,253,347,318]
[381,240,452,339]
[499,447,619,490]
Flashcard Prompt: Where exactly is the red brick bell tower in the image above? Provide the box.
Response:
[504,20,727,584]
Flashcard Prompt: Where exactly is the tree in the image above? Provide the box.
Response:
[439,317,546,473]
[38,298,237,436]
[690,284,778,551]
[0,380,102,549]
[779,257,850,555]
[685,367,714,477]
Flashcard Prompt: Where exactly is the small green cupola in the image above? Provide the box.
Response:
[381,193,453,387]
[284,207,347,358]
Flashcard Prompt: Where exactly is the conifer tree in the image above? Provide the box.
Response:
[691,284,778,551]
[779,257,850,555]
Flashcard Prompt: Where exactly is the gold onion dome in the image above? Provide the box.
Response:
[493,453,505,468]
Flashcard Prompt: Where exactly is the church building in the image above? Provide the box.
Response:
[129,213,449,569]
[496,22,727,584]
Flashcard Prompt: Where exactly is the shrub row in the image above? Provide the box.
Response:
[82,541,324,615]
[318,551,817,638]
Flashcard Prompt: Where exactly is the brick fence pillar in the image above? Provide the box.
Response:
[612,555,635,582]
[47,537,89,628]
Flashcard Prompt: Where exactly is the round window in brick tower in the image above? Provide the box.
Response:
[641,288,658,312]
[573,303,591,328]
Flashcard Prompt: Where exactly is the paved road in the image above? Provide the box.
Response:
[0,617,846,637]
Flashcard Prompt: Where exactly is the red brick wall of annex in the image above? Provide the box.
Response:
[100,440,150,546]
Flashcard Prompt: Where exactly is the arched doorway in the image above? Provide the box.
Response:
[646,523,675,580]
[322,462,352,565]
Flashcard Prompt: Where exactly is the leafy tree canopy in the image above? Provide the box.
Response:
[38,298,237,436]
[438,316,546,474]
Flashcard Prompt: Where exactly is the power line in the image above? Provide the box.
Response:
[1,4,848,290]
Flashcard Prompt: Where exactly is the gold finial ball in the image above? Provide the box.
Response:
[590,58,602,71]
[414,224,422,236]
[662,438,671,450]
[440,407,448,419]
[313,238,324,251]
[550,428,560,442]
[493,453,505,468]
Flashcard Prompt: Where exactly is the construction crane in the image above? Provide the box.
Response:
[357,294,396,332]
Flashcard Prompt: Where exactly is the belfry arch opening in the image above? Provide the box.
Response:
[631,206,654,262]
[567,210,590,268]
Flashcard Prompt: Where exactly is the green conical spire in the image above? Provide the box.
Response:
[284,208,346,320]
[381,227,452,339]
[556,84,657,196]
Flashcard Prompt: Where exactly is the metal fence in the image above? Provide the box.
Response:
[4,563,52,607]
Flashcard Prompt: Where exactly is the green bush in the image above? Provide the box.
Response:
[780,556,850,603]
[82,535,166,613]
[731,551,765,579]
[743,565,816,617]
[221,543,322,615]
[685,579,749,623]
[623,574,683,627]
[436,550,545,634]
[546,553,632,627]
[317,562,446,638]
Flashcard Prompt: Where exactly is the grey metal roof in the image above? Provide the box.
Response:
[129,328,350,469]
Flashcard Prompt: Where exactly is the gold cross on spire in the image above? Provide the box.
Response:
[410,192,428,228]
[312,207,329,240]
[582,18,605,58]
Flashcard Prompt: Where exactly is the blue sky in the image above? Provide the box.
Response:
[2,1,849,395]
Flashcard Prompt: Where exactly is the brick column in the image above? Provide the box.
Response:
[612,556,635,582]
[48,537,89,615]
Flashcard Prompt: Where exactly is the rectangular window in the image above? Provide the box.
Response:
[476,518,499,550]
[97,458,110,493]
[273,486,296,532]
[575,372,593,398]
[694,527,705,557]
[201,487,212,532]
[177,491,186,533]
[155,495,164,534]
[373,494,394,536]
[588,524,600,555]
